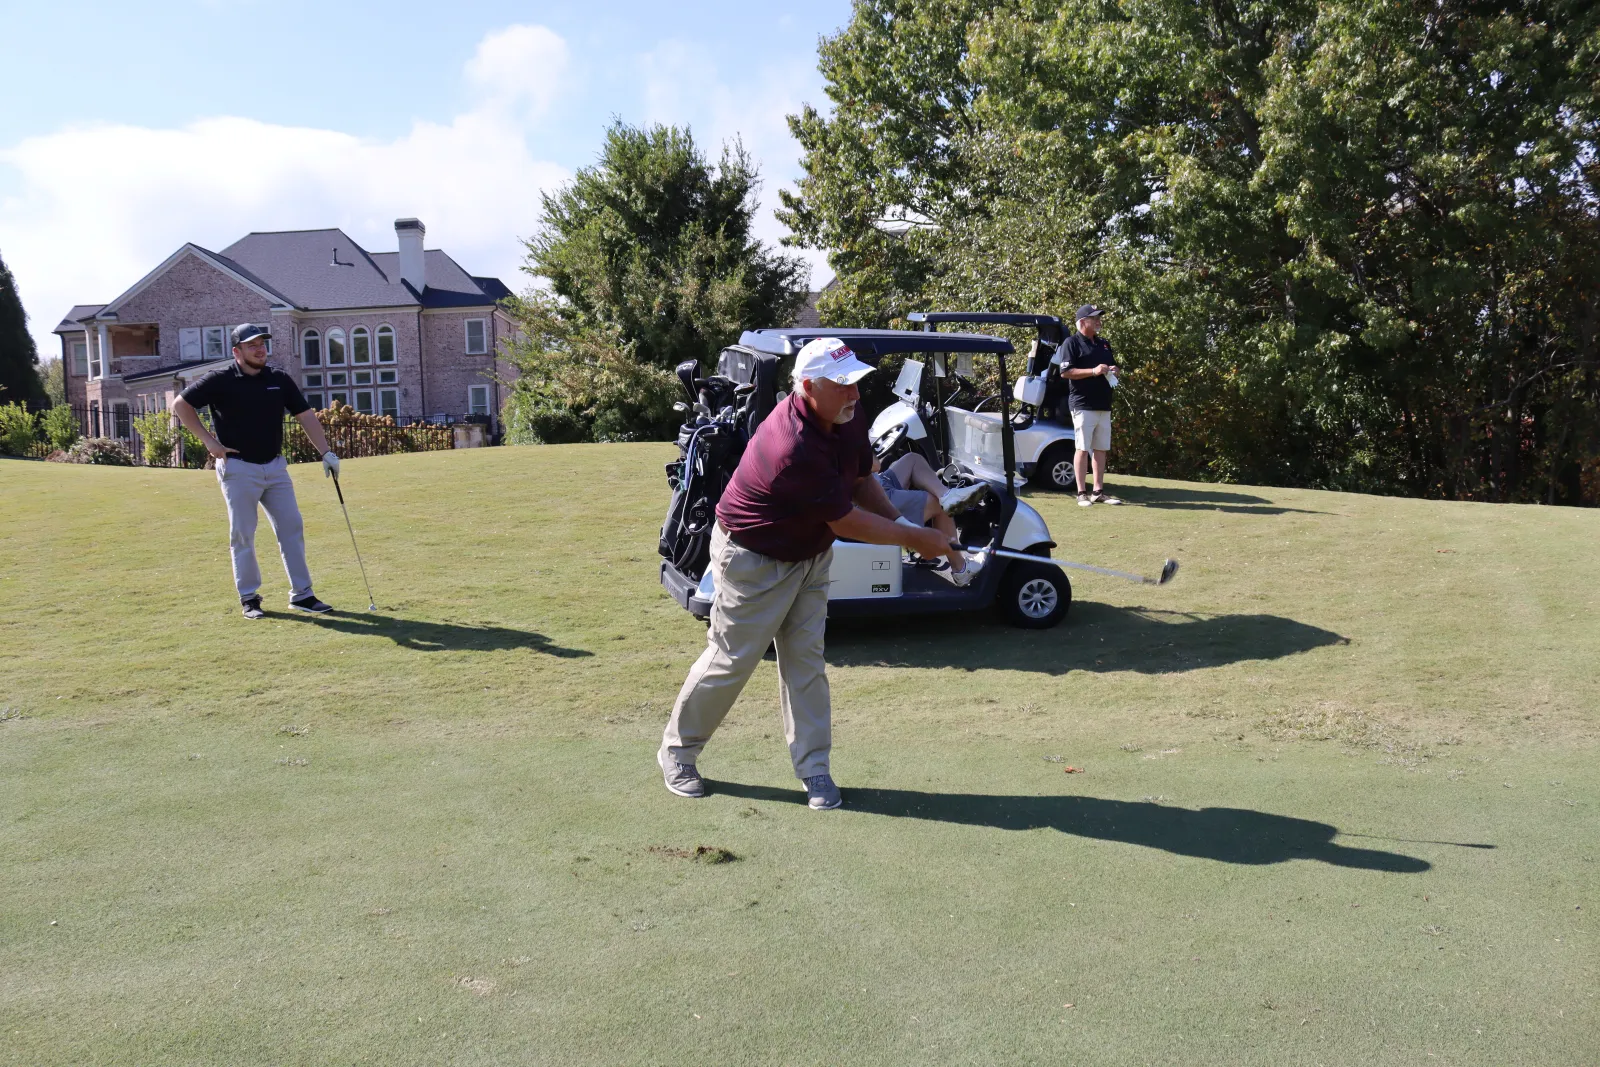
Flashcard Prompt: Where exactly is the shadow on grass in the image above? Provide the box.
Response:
[1107,484,1330,515]
[826,604,1348,675]
[277,610,592,657]
[710,782,1435,871]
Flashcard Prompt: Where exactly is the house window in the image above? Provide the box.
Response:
[305,392,324,410]
[355,390,375,415]
[468,384,490,416]
[71,342,89,376]
[203,327,226,359]
[304,373,323,388]
[328,391,349,408]
[326,329,346,365]
[376,325,396,363]
[379,388,399,418]
[465,319,487,355]
[328,372,348,386]
[353,370,373,386]
[378,369,397,385]
[113,402,131,439]
[351,326,371,364]
[302,329,321,367]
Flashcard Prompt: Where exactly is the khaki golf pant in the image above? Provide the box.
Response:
[216,456,313,602]
[661,523,834,779]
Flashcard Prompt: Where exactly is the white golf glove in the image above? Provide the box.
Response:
[322,450,341,478]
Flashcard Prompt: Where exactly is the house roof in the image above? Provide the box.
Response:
[122,357,232,384]
[219,229,509,311]
[54,305,106,333]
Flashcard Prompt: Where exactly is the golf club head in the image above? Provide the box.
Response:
[367,603,377,612]
[1157,558,1179,585]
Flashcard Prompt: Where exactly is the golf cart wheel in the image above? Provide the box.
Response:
[1036,444,1077,493]
[998,561,1071,629]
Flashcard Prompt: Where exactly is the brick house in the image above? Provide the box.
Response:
[53,219,518,439]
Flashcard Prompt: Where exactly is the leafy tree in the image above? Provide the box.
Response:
[0,401,37,455]
[785,0,1600,504]
[41,404,79,452]
[42,357,66,406]
[509,122,809,442]
[0,249,46,409]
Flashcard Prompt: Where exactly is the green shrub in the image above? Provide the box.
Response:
[66,437,135,466]
[180,427,208,467]
[0,402,38,455]
[131,410,181,467]
[41,405,79,451]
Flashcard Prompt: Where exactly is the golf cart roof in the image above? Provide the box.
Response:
[739,327,1014,360]
[909,312,1065,330]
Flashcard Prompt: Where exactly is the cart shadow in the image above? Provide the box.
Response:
[707,782,1433,871]
[276,610,592,657]
[1102,486,1329,515]
[825,604,1347,675]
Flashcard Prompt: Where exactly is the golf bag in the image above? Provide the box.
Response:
[658,348,780,581]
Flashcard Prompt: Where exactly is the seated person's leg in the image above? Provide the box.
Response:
[888,453,943,496]
[921,495,966,572]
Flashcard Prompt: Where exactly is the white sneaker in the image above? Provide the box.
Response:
[940,482,988,515]
[945,550,987,587]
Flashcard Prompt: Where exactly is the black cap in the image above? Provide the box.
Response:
[1075,305,1105,321]
[232,323,271,346]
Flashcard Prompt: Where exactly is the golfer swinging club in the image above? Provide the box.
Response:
[172,323,340,619]
[658,337,957,810]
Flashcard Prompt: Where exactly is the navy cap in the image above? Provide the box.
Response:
[1075,305,1105,321]
[232,323,271,346]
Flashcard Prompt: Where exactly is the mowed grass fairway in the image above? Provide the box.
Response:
[1,447,1596,1066]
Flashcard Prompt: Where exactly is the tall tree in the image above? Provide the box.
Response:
[0,249,46,408]
[784,0,1600,504]
[525,121,809,372]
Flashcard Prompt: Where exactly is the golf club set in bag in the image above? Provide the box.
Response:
[658,352,781,585]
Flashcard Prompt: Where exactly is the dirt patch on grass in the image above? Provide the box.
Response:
[647,845,738,864]
[1256,701,1466,767]
[456,976,496,997]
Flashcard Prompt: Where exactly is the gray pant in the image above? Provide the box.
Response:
[216,456,313,602]
[661,524,834,779]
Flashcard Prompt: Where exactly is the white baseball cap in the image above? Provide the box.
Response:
[793,337,875,385]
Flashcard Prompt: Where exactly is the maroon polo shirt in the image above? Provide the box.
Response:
[716,390,873,561]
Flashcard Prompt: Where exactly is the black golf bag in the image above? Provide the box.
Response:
[658,347,781,582]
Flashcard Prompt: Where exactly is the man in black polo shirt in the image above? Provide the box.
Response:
[172,323,341,619]
[1055,304,1123,506]
[658,337,954,810]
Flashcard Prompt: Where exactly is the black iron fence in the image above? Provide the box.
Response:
[11,405,495,467]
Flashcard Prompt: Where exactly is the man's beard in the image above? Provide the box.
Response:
[833,402,856,425]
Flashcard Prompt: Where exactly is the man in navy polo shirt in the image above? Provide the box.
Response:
[658,337,955,810]
[172,323,342,619]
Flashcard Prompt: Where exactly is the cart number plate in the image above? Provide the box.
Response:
[872,561,891,571]
[872,584,891,593]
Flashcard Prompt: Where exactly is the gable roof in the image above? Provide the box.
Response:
[95,244,295,320]
[220,229,509,311]
[54,305,106,333]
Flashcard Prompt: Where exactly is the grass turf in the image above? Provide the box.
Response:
[0,447,1595,1065]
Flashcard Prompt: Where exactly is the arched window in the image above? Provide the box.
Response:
[326,328,346,366]
[376,325,396,364]
[302,329,321,367]
[351,326,371,364]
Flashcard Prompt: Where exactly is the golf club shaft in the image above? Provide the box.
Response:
[986,546,1165,585]
[332,474,377,608]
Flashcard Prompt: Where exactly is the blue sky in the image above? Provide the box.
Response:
[0,0,853,357]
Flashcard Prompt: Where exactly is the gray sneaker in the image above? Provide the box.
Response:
[803,773,842,810]
[658,750,706,799]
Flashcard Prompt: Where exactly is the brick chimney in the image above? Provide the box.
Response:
[395,218,426,293]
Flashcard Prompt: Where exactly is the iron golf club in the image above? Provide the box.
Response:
[330,473,377,611]
[973,545,1179,586]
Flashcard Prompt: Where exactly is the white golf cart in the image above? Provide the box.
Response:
[871,312,1083,493]
[658,325,1075,628]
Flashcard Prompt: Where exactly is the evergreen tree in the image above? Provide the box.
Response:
[0,249,46,409]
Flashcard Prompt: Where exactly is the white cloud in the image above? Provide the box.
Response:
[638,40,833,291]
[464,24,571,124]
[0,25,571,357]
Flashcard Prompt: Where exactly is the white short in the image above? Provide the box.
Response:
[1072,408,1112,452]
